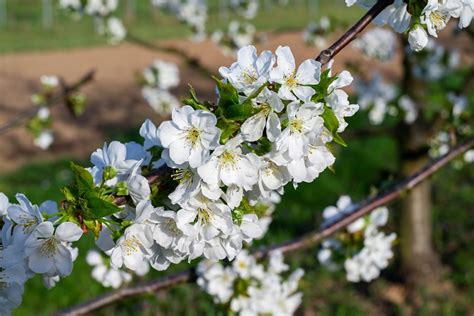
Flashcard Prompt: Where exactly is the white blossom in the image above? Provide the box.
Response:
[158,105,221,168]
[270,46,321,101]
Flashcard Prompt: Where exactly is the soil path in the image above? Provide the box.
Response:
[0,30,409,172]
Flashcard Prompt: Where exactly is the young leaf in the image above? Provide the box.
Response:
[70,162,94,193]
[321,105,347,147]
[83,191,121,219]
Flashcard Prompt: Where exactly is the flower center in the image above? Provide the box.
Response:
[242,69,257,85]
[172,169,193,184]
[186,127,201,147]
[197,208,212,224]
[289,118,304,133]
[219,150,239,169]
[429,11,448,30]
[40,237,58,258]
[123,236,141,256]
[285,73,298,89]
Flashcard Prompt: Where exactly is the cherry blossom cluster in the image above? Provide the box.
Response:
[86,250,147,288]
[317,196,396,283]
[354,73,419,125]
[211,21,258,56]
[59,0,126,43]
[1,45,357,313]
[27,75,87,150]
[140,59,181,115]
[303,16,331,49]
[230,0,259,20]
[347,0,473,52]
[151,0,208,41]
[429,93,473,165]
[0,193,82,315]
[352,27,397,62]
[28,75,58,150]
[197,250,304,315]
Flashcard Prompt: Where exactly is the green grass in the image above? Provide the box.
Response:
[0,0,363,53]
[1,114,473,315]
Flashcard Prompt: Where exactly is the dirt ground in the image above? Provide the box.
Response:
[2,28,466,173]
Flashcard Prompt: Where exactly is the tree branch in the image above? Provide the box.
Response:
[316,0,394,65]
[0,70,96,135]
[56,136,474,316]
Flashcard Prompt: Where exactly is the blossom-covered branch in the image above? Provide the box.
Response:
[56,135,474,316]
[0,69,95,135]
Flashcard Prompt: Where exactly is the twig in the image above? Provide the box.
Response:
[0,70,96,135]
[56,136,474,316]
[316,0,394,65]
[126,33,216,78]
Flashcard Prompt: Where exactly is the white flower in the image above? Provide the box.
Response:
[198,136,260,192]
[139,119,161,150]
[0,263,26,316]
[270,46,321,101]
[90,141,147,185]
[197,262,237,303]
[177,195,233,260]
[158,105,221,168]
[37,107,50,120]
[240,88,284,142]
[142,88,180,115]
[408,25,429,52]
[143,60,180,90]
[454,0,474,28]
[345,232,396,282]
[85,0,118,16]
[398,95,418,124]
[420,0,451,37]
[325,70,359,132]
[274,101,324,161]
[40,75,59,89]
[86,250,132,288]
[110,223,154,271]
[219,45,274,96]
[355,72,396,125]
[7,194,44,242]
[352,27,397,61]
[0,193,9,217]
[24,221,82,276]
[105,17,126,43]
[34,130,54,150]
[126,161,151,204]
[464,149,474,163]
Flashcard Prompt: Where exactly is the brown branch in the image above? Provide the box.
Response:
[56,136,474,316]
[316,0,394,65]
[0,70,96,135]
[126,33,216,78]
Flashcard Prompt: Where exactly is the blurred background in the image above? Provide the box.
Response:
[0,0,473,315]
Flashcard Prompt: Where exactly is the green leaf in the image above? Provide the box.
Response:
[83,191,120,219]
[222,102,256,121]
[214,77,240,109]
[321,105,347,147]
[70,162,94,193]
[182,84,211,110]
[311,69,338,102]
[406,0,428,16]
